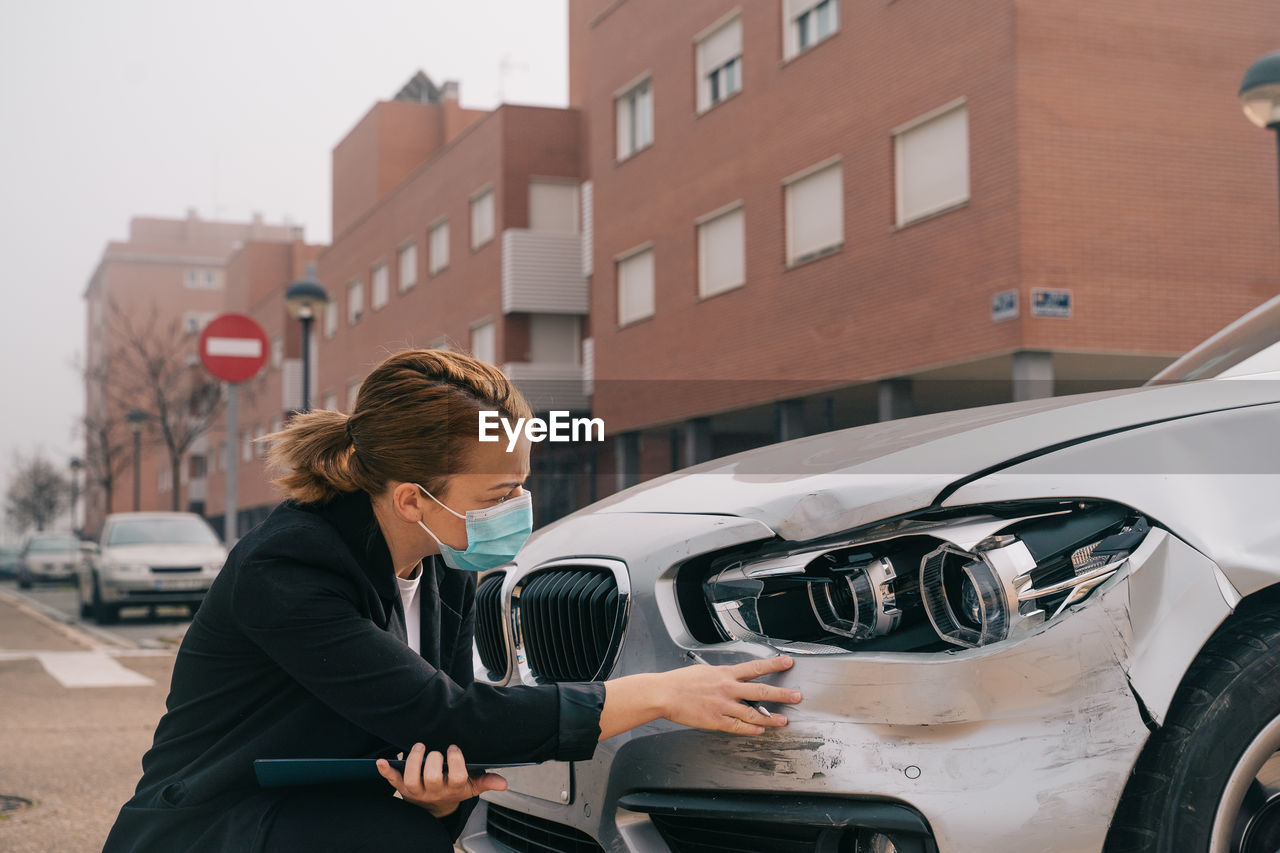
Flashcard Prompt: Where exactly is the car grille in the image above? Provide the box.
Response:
[476,572,508,680]
[486,803,603,853]
[151,566,202,573]
[519,566,626,683]
[650,814,854,852]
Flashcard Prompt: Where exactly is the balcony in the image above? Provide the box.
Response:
[501,229,587,315]
[502,361,589,413]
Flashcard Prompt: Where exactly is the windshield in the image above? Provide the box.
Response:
[26,537,80,553]
[1149,295,1280,384]
[107,517,220,547]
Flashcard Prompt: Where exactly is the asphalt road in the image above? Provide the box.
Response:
[1,579,193,650]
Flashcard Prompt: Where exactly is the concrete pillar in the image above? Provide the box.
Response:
[1012,351,1055,402]
[614,432,640,492]
[775,399,806,443]
[877,378,914,422]
[683,417,712,467]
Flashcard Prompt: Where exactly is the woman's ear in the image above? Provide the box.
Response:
[392,482,428,523]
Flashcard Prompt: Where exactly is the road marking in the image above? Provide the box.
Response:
[34,651,155,688]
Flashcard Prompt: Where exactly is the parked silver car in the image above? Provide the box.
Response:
[17,532,81,588]
[460,295,1280,853]
[77,512,227,624]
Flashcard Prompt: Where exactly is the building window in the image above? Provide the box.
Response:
[698,204,746,298]
[895,100,970,227]
[429,220,450,274]
[241,429,252,463]
[347,280,364,325]
[784,0,839,60]
[784,159,843,265]
[253,423,267,459]
[371,262,389,310]
[398,242,418,292]
[183,268,223,290]
[530,314,581,364]
[429,336,451,351]
[347,379,362,412]
[182,311,215,334]
[322,391,338,413]
[471,321,496,364]
[529,180,580,233]
[324,297,338,338]
[616,246,655,326]
[615,77,654,161]
[696,14,743,112]
[471,189,495,250]
[271,336,283,370]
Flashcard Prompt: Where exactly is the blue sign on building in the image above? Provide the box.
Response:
[1031,288,1072,318]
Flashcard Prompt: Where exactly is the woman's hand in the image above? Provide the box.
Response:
[376,743,507,817]
[660,656,801,735]
[600,656,802,740]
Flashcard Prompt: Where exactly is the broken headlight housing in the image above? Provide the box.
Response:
[702,501,1150,652]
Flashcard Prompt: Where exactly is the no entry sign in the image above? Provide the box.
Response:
[199,313,269,383]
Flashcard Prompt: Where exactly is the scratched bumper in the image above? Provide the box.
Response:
[460,511,1229,853]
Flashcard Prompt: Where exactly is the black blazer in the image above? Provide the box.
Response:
[103,490,605,852]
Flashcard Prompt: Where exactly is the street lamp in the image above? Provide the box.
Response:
[69,457,83,538]
[125,409,148,512]
[1240,50,1280,240]
[284,263,328,413]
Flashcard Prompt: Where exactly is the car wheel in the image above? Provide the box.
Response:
[1106,609,1280,852]
[78,593,91,621]
[92,577,119,625]
[17,572,32,590]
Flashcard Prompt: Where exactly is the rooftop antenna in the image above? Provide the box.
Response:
[498,53,529,104]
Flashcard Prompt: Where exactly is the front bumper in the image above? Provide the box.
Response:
[459,510,1233,853]
[100,571,216,604]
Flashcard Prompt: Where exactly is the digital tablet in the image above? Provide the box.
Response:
[253,758,534,788]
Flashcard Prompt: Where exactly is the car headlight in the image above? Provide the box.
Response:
[702,501,1151,653]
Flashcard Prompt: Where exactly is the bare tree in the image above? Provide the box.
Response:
[5,453,70,534]
[80,409,134,518]
[98,300,227,511]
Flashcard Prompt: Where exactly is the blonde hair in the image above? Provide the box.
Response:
[265,349,532,504]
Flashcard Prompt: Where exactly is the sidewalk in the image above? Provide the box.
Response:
[0,592,174,853]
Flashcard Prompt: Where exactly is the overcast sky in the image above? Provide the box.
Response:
[0,0,567,537]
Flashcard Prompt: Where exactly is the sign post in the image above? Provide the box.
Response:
[199,314,269,544]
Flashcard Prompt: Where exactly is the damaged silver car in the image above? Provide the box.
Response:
[459,295,1280,853]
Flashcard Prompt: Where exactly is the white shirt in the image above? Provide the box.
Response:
[396,562,423,655]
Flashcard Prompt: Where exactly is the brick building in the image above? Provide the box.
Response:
[81,212,302,535]
[569,0,1280,488]
[311,75,592,524]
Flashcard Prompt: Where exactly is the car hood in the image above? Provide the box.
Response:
[100,543,227,565]
[572,380,1280,541]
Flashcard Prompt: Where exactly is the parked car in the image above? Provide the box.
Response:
[77,512,227,624]
[17,532,81,589]
[0,544,21,579]
[459,295,1280,853]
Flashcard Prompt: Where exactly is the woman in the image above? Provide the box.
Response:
[103,349,800,852]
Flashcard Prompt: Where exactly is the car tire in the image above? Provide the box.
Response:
[1106,609,1280,852]
[18,572,32,590]
[79,595,91,621]
[92,578,119,625]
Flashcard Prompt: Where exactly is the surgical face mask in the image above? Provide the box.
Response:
[414,483,533,572]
